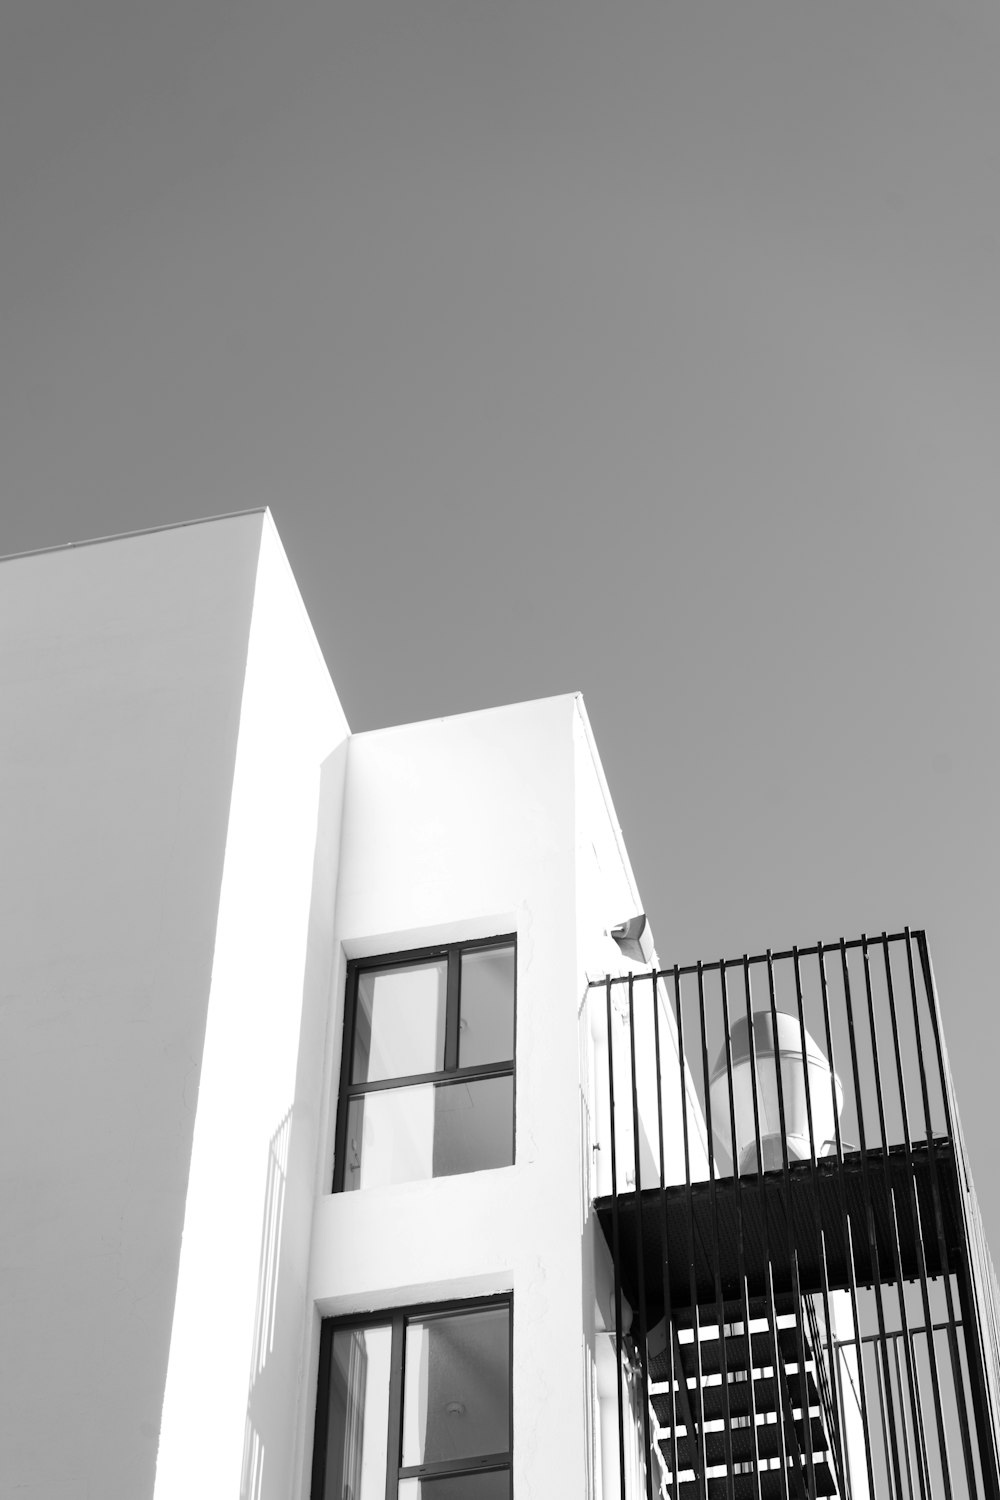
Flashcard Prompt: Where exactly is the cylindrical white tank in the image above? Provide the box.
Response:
[709,1010,844,1173]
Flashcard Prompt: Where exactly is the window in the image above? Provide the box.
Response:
[334,938,515,1193]
[311,1297,513,1500]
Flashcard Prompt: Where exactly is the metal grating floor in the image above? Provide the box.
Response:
[595,1139,963,1319]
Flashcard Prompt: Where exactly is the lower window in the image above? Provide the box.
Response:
[311,1297,512,1500]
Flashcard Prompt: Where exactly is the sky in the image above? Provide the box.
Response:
[2,3,1000,1247]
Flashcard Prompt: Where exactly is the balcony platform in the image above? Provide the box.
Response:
[595,1138,963,1318]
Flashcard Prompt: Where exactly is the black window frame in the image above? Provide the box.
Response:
[310,1293,514,1500]
[333,935,517,1194]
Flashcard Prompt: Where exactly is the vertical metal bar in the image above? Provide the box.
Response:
[674,967,708,1499]
[891,1197,933,1500]
[764,950,817,1497]
[386,1314,405,1500]
[815,941,844,1167]
[720,960,764,1500]
[791,951,817,1173]
[909,932,981,1498]
[832,1326,855,1500]
[871,1326,895,1500]
[740,957,764,1179]
[743,956,799,1500]
[804,1294,841,1496]
[508,1293,515,1479]
[841,936,905,1499]
[902,929,966,1496]
[918,930,1000,1500]
[881,934,944,1500]
[793,945,847,1492]
[908,1325,934,1500]
[650,971,680,1493]
[957,1266,998,1500]
[627,973,655,1500]
[859,935,907,1496]
[839,939,869,1159]
[605,977,627,1500]
[769,1266,809,1500]
[309,1320,333,1500]
[333,964,360,1192]
[696,961,736,1499]
[762,951,790,1175]
[860,935,890,1151]
[444,947,461,1072]
[817,939,879,1500]
[892,1330,917,1500]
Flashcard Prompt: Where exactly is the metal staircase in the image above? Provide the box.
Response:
[648,1299,841,1500]
[593,931,1000,1500]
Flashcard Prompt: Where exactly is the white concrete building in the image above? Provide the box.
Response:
[7,511,997,1500]
[0,511,657,1500]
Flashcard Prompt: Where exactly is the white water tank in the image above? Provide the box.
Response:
[709,1010,844,1173]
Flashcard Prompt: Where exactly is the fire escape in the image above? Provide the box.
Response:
[593,929,1000,1500]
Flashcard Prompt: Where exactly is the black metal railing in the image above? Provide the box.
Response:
[591,928,1000,1500]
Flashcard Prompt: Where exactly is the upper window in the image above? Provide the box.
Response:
[334,937,516,1193]
[311,1297,512,1500]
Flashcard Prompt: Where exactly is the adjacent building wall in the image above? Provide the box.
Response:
[0,515,266,1499]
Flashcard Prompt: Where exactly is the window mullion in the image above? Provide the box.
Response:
[309,1322,334,1498]
[344,1058,512,1098]
[385,1314,405,1500]
[332,967,360,1191]
[444,945,461,1072]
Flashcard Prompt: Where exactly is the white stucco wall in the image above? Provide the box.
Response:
[572,700,659,1500]
[307,693,657,1500]
[0,514,266,1499]
[152,515,350,1500]
[310,695,582,1500]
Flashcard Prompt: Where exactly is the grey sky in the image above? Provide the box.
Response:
[3,3,1000,1243]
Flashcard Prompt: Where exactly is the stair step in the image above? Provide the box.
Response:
[648,1299,840,1498]
[652,1370,820,1425]
[675,1459,839,1499]
[657,1415,830,1469]
[677,1328,808,1378]
[670,1296,797,1331]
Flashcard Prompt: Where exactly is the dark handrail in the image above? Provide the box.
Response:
[804,1293,847,1498]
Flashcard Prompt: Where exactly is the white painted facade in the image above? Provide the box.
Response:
[1,512,669,1500]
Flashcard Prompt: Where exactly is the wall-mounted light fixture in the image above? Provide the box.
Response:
[610,914,649,963]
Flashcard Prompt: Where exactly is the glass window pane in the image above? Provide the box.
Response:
[459,947,515,1068]
[322,1325,391,1500]
[431,1076,513,1179]
[342,1077,513,1192]
[402,1307,511,1469]
[352,961,447,1083]
[398,1471,511,1500]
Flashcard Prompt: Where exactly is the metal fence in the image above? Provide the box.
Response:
[592,929,1000,1500]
